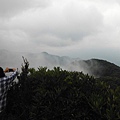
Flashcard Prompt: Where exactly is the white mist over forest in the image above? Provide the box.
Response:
[0,49,102,76]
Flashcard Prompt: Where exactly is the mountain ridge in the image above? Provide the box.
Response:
[0,49,120,77]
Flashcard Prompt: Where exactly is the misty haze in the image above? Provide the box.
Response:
[1,49,120,78]
[0,49,90,74]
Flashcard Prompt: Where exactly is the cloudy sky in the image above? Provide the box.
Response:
[0,0,120,65]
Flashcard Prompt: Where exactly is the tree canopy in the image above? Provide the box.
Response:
[1,59,120,120]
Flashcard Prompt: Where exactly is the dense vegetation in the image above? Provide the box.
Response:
[88,59,120,78]
[72,59,120,78]
[1,58,120,120]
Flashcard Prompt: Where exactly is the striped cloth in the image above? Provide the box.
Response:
[0,71,18,113]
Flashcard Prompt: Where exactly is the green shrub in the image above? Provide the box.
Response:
[1,62,120,120]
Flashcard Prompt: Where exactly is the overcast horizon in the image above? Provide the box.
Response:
[0,0,120,66]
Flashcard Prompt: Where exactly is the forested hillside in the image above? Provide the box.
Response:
[1,58,120,120]
[75,59,120,77]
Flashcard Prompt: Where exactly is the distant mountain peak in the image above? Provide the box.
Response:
[41,52,49,55]
[0,49,120,78]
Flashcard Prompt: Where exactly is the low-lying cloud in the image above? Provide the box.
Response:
[0,0,120,65]
[0,49,101,76]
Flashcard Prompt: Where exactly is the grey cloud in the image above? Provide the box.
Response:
[117,0,120,5]
[8,2,103,48]
[32,34,75,47]
[0,29,31,52]
[35,5,103,41]
[0,0,52,18]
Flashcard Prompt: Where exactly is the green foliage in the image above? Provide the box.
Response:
[83,59,120,78]
[1,61,120,120]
